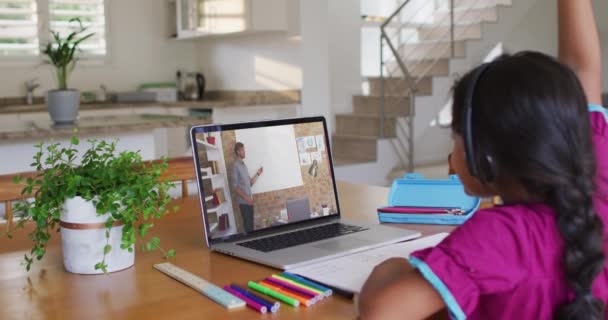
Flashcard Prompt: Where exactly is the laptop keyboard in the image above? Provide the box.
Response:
[236,223,368,253]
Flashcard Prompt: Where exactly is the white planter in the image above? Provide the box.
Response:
[60,197,134,274]
[47,89,80,126]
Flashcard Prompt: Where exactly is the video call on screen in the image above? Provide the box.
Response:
[194,122,338,239]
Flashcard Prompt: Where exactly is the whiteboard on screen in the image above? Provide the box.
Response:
[234,125,303,194]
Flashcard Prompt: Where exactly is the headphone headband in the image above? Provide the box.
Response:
[463,63,492,181]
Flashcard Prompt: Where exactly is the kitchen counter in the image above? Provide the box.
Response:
[0,114,211,141]
[0,90,301,175]
[0,90,301,114]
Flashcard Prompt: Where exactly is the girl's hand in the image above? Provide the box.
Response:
[361,258,411,295]
[558,0,602,104]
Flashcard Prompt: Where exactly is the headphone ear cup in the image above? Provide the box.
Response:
[478,154,496,183]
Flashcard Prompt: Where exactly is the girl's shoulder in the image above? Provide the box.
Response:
[589,104,608,135]
[589,104,608,198]
[464,202,555,230]
[434,203,558,261]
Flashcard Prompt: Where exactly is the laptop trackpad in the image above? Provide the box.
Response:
[312,238,371,252]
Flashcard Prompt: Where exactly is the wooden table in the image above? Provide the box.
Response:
[0,181,454,320]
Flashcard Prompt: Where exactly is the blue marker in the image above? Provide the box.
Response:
[281,272,333,297]
[230,284,280,313]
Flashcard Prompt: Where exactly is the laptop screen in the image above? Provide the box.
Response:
[191,117,340,243]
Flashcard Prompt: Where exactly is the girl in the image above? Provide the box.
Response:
[358,0,608,319]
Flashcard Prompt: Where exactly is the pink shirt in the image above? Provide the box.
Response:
[410,107,608,319]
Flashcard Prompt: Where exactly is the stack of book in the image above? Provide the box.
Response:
[218,213,230,231]
[199,160,220,175]
[211,161,220,174]
[212,188,226,206]
[202,179,213,195]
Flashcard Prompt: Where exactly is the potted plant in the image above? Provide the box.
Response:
[7,136,177,274]
[42,18,94,126]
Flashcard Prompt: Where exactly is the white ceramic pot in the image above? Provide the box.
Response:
[47,89,80,126]
[60,197,134,274]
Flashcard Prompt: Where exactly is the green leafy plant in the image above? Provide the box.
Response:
[41,18,94,90]
[6,136,177,273]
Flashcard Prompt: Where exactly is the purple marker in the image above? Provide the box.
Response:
[230,284,279,313]
[224,286,267,314]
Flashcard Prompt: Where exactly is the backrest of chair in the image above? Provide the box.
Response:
[0,156,196,230]
[160,156,196,198]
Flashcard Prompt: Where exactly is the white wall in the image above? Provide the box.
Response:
[298,0,362,133]
[195,0,362,134]
[504,0,608,92]
[0,0,197,97]
[328,0,362,116]
[195,32,302,91]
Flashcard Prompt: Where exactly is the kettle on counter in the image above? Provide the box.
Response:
[178,71,206,101]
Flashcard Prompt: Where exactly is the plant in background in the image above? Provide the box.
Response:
[7,136,177,273]
[263,216,276,228]
[41,18,94,90]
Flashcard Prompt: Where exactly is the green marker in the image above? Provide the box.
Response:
[248,281,300,307]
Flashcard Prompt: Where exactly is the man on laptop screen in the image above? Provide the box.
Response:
[231,142,263,233]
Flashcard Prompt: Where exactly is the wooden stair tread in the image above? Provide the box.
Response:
[333,134,380,140]
[332,156,376,166]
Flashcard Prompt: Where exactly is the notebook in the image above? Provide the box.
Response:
[287,233,449,294]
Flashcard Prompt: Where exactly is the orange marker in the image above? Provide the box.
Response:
[258,281,314,307]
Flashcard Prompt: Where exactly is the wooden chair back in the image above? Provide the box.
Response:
[0,156,196,230]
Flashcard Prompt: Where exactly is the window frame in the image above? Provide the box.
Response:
[0,0,110,66]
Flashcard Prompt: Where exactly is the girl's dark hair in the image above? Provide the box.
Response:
[452,51,605,319]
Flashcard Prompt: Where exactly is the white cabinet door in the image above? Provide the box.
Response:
[166,107,190,116]
[80,108,133,118]
[132,106,168,115]
[175,0,289,39]
[204,0,250,34]
[18,112,51,122]
[177,0,204,37]
[0,113,19,123]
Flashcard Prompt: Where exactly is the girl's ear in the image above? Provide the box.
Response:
[448,153,456,175]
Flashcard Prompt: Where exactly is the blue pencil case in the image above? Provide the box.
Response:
[378,173,481,225]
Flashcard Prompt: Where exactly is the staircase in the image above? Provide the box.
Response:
[332,0,539,185]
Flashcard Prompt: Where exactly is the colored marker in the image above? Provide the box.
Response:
[230,285,280,313]
[259,281,314,307]
[271,274,325,296]
[269,275,322,298]
[265,277,320,301]
[224,286,267,314]
[282,272,333,296]
[248,281,300,307]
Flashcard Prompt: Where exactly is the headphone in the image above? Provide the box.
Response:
[463,63,496,183]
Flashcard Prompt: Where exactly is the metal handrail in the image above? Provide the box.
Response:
[378,0,492,173]
[385,0,489,81]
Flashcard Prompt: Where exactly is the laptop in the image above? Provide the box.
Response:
[286,198,311,223]
[190,116,420,270]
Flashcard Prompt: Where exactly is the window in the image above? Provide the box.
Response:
[0,0,39,56]
[49,0,106,56]
[0,0,107,58]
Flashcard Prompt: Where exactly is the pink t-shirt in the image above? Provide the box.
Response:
[410,107,608,320]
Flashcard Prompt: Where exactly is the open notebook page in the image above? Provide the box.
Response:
[287,233,449,294]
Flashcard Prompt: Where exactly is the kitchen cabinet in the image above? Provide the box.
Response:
[0,114,19,123]
[174,0,288,39]
[131,106,168,115]
[80,108,134,118]
[17,112,52,122]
